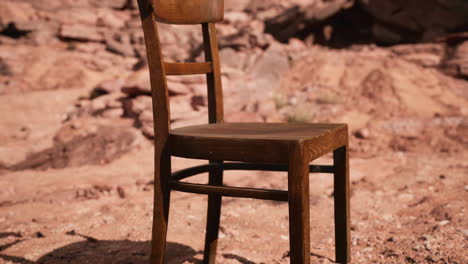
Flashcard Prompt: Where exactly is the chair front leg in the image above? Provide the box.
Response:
[288,143,310,264]
[333,145,350,263]
[150,150,171,264]
[203,160,224,264]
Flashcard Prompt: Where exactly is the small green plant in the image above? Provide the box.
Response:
[286,109,313,123]
[272,93,289,110]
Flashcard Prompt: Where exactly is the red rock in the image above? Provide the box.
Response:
[358,0,468,42]
[442,40,468,79]
[121,69,151,96]
[190,95,207,111]
[354,128,370,139]
[93,79,125,95]
[126,96,152,116]
[104,32,135,57]
[225,111,263,122]
[101,108,124,119]
[11,118,140,170]
[59,24,103,42]
[96,9,128,28]
[167,79,192,96]
[225,0,250,11]
[0,1,37,32]
[248,43,290,96]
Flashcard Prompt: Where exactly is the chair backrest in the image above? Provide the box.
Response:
[136,0,224,149]
[154,0,224,24]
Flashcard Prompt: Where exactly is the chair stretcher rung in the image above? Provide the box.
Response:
[170,181,289,201]
[164,62,213,75]
[171,162,334,181]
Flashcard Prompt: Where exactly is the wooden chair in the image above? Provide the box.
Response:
[136,1,350,263]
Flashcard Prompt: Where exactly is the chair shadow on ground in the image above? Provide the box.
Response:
[0,239,197,264]
[0,236,259,264]
[0,231,337,264]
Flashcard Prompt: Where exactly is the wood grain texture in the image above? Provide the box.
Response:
[164,62,213,75]
[151,143,171,264]
[170,123,347,163]
[154,0,224,24]
[202,23,224,123]
[170,181,288,201]
[135,1,351,262]
[136,1,171,264]
[304,124,348,162]
[334,144,351,263]
[288,142,310,264]
[170,163,334,181]
[203,160,223,264]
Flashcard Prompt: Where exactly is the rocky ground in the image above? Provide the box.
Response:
[0,0,467,263]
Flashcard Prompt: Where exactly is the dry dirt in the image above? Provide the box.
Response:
[1,0,468,264]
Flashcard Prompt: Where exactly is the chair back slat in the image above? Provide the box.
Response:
[154,0,224,24]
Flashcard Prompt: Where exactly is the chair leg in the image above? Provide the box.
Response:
[288,144,310,264]
[150,151,171,264]
[203,160,224,264]
[333,145,350,263]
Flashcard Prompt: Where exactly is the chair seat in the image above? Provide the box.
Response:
[170,122,348,163]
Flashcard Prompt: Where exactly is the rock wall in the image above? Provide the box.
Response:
[0,0,467,170]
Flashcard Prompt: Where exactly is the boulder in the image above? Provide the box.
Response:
[441,35,468,79]
[105,32,135,57]
[59,24,104,42]
[11,118,140,170]
[248,43,290,97]
[358,0,468,42]
[265,0,353,43]
[124,95,152,117]
[122,67,192,96]
[92,79,125,96]
[121,68,151,96]
[0,46,100,93]
[96,8,128,28]
[0,1,37,32]
[219,48,248,70]
[390,43,444,68]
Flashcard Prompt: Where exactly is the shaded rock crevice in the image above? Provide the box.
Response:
[265,0,468,47]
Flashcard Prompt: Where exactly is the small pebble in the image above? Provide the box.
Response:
[116,186,126,198]
[422,234,434,243]
[460,229,468,237]
[363,247,373,252]
[438,220,450,226]
[354,128,370,139]
[412,244,422,251]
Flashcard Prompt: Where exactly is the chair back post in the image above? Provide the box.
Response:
[137,0,225,126]
[137,0,170,149]
[202,22,224,123]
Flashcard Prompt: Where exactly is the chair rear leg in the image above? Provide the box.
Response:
[203,160,224,264]
[150,152,171,264]
[288,144,310,264]
[333,145,350,263]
